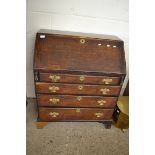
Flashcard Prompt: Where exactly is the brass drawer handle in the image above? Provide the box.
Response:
[48,86,59,93]
[95,112,104,118]
[80,75,85,81]
[80,39,85,44]
[49,75,61,82]
[100,88,110,95]
[97,100,106,106]
[78,85,83,90]
[102,79,112,84]
[49,98,60,104]
[49,112,59,118]
[77,96,82,101]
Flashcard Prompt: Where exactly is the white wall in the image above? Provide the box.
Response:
[26,0,129,97]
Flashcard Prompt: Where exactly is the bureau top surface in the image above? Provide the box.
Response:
[34,29,126,75]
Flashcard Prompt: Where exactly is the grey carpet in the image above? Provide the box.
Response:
[26,99,129,155]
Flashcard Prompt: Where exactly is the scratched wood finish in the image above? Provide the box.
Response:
[37,94,117,108]
[39,73,121,85]
[35,82,121,96]
[39,107,113,121]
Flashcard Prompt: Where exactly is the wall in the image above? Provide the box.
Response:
[26,0,129,97]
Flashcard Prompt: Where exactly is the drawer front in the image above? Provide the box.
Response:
[39,73,121,85]
[36,82,121,96]
[37,94,117,108]
[39,107,113,121]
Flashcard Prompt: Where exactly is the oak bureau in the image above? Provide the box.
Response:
[33,29,126,129]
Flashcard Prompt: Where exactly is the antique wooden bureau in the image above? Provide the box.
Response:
[33,29,126,129]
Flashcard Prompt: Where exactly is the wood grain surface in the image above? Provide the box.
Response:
[35,82,121,96]
[39,107,113,121]
[37,94,117,108]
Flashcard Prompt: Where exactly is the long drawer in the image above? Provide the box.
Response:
[35,82,121,96]
[37,94,117,108]
[39,73,121,85]
[39,107,113,121]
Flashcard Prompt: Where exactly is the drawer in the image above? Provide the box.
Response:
[39,73,121,85]
[37,94,117,108]
[39,107,113,121]
[36,82,121,96]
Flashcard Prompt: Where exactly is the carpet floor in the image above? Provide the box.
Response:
[26,99,129,155]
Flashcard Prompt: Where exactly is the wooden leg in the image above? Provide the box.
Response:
[104,122,112,129]
[36,122,48,129]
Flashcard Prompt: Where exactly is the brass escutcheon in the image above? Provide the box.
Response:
[95,112,104,118]
[49,112,59,118]
[80,39,85,44]
[77,96,82,101]
[48,86,59,93]
[78,85,83,90]
[100,88,110,95]
[97,100,106,106]
[49,75,61,82]
[76,108,81,113]
[102,78,112,84]
[80,75,85,81]
[49,98,60,104]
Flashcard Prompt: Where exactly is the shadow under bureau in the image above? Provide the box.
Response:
[33,29,126,129]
